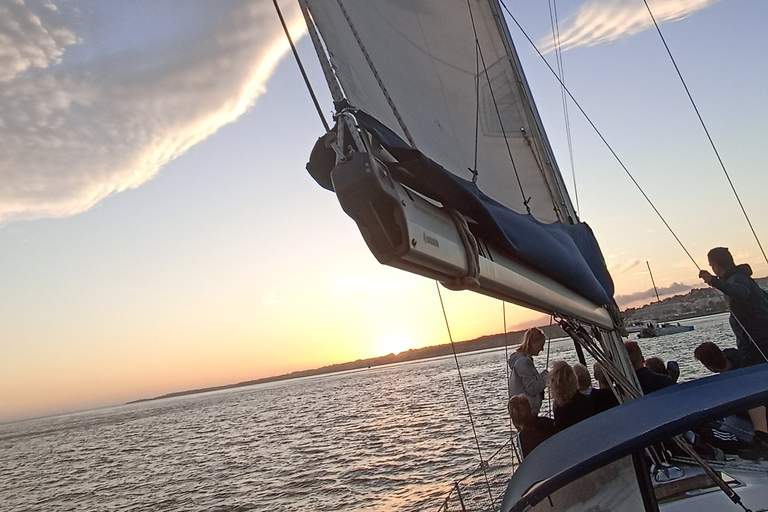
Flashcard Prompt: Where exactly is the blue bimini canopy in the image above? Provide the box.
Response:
[501,364,768,512]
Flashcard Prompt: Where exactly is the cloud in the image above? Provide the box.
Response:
[0,0,80,82]
[607,258,641,275]
[615,281,693,307]
[0,0,304,223]
[539,0,720,53]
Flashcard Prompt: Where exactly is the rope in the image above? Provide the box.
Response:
[334,0,415,147]
[499,1,699,271]
[441,209,481,291]
[298,0,345,104]
[273,0,329,132]
[545,315,553,416]
[642,0,767,268]
[435,282,496,509]
[501,302,524,465]
[547,0,579,216]
[465,0,529,213]
[709,280,768,364]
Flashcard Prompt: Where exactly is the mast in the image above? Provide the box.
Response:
[647,261,661,302]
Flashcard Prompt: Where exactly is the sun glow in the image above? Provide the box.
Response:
[376,331,416,356]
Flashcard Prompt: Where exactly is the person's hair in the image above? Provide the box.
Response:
[708,247,735,269]
[593,363,610,388]
[644,356,666,375]
[573,363,591,391]
[548,360,578,406]
[694,342,729,371]
[518,327,545,356]
[624,341,644,370]
[507,394,535,429]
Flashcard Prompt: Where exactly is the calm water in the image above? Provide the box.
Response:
[0,313,733,511]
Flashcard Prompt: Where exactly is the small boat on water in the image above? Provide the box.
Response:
[638,322,695,339]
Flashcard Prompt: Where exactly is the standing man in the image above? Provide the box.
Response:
[699,247,768,367]
[699,246,768,459]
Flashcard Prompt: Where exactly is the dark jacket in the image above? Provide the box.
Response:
[709,264,768,366]
[589,388,619,414]
[519,416,557,458]
[635,367,675,395]
[553,392,595,432]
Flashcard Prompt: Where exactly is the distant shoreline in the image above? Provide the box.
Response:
[130,280,764,405]
[127,324,565,404]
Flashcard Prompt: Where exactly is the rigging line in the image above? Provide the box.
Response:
[274,0,329,132]
[465,0,529,211]
[547,0,579,216]
[502,302,523,465]
[545,315,553,416]
[435,282,496,509]
[473,40,481,179]
[499,0,699,271]
[642,0,768,268]
[334,0,415,147]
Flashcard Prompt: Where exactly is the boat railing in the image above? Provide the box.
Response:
[437,437,520,512]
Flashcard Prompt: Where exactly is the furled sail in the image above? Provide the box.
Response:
[301,0,618,326]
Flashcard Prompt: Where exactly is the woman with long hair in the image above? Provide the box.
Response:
[548,360,595,431]
[507,328,548,414]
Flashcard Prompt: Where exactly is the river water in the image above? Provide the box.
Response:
[0,313,734,511]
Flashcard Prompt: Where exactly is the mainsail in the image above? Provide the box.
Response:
[301,0,619,330]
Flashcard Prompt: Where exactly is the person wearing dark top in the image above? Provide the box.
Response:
[548,360,595,431]
[694,341,742,373]
[624,341,675,394]
[699,247,768,459]
[699,247,768,368]
[644,356,666,375]
[589,363,619,414]
[507,394,557,458]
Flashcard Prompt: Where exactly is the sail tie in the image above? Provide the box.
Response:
[441,209,481,291]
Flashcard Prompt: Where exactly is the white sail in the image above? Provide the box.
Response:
[304,0,573,224]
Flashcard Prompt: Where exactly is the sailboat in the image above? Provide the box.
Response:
[282,0,768,510]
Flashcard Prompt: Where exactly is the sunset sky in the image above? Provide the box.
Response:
[2,0,767,422]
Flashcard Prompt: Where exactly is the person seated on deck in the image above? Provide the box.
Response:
[624,341,674,394]
[573,363,592,395]
[694,341,742,373]
[507,394,557,458]
[646,356,681,383]
[644,356,667,375]
[589,363,619,414]
[548,361,595,431]
[666,360,680,383]
[693,341,764,453]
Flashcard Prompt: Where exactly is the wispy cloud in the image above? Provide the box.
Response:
[0,0,303,223]
[608,258,641,275]
[539,0,720,53]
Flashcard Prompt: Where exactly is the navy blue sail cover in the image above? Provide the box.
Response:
[501,364,768,512]
[348,111,615,305]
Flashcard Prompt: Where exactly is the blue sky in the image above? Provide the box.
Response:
[1,0,767,422]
